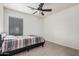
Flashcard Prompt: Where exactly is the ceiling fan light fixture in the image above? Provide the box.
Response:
[27,3,52,16]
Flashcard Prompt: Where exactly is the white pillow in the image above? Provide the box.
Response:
[1,32,7,39]
[4,35,16,40]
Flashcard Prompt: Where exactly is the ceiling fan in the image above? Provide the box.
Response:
[27,3,52,16]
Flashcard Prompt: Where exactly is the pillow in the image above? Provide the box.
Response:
[1,32,7,40]
[0,34,1,41]
[4,35,16,40]
[28,35,37,37]
[22,35,34,39]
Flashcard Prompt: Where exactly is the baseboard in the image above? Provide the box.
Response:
[46,39,79,51]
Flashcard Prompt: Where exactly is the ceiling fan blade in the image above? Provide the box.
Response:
[39,3,44,8]
[38,3,44,10]
[27,6,37,10]
[42,9,52,11]
[41,12,44,16]
[33,11,38,14]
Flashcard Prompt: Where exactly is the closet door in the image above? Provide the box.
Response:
[9,17,23,36]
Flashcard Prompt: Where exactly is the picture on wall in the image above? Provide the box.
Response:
[9,16,23,36]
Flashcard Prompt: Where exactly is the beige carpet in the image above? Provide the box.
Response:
[14,41,79,56]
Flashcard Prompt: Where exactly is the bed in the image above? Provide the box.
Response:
[0,35,45,56]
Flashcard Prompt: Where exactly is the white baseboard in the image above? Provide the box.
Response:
[45,39,79,50]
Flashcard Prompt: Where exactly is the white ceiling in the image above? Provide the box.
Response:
[3,3,79,18]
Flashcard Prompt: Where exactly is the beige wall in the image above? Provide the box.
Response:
[0,4,4,33]
[4,8,43,36]
[43,5,79,50]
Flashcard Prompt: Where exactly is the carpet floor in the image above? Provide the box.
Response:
[14,41,79,56]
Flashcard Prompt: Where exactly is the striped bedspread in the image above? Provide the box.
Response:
[1,35,45,53]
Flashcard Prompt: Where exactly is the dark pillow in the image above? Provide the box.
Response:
[0,34,3,47]
[0,40,4,47]
[0,34,1,41]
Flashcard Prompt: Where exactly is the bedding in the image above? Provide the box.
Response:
[1,35,45,53]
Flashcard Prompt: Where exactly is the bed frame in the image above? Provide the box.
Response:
[0,41,45,56]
